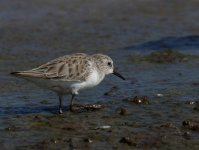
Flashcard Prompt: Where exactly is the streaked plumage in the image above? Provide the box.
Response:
[11,53,125,113]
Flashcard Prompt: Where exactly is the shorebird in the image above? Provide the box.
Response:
[11,53,125,114]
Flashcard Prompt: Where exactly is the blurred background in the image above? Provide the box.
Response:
[0,0,199,149]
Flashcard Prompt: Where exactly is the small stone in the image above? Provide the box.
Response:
[50,139,57,144]
[93,125,111,130]
[83,138,93,143]
[120,137,136,146]
[156,93,164,97]
[185,100,199,105]
[123,96,150,105]
[100,125,111,129]
[119,107,127,115]
[183,131,191,140]
[182,120,191,127]
[185,101,195,105]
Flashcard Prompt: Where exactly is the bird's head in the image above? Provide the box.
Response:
[92,54,125,80]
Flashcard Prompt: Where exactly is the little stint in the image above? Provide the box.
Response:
[11,53,125,113]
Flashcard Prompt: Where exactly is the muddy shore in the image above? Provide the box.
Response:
[0,0,199,149]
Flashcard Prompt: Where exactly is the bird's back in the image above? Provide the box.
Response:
[11,53,94,82]
[11,53,98,95]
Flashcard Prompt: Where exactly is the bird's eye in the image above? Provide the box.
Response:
[107,62,112,67]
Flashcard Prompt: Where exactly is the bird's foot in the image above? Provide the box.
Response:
[59,109,63,114]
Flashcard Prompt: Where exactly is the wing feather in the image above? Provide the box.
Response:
[11,53,93,81]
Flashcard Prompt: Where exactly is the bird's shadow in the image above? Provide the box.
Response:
[0,105,68,116]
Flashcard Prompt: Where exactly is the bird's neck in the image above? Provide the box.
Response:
[94,60,105,82]
[98,70,105,82]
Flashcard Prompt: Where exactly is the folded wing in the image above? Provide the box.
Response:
[11,53,93,81]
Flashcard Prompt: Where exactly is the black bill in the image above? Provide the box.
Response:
[113,70,125,80]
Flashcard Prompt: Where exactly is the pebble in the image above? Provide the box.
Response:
[156,93,164,97]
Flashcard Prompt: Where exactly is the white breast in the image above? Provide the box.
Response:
[71,70,104,95]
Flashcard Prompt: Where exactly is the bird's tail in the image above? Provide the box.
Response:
[10,71,21,76]
[10,71,43,78]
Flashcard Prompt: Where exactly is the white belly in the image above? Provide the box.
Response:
[21,70,104,96]
[71,70,104,95]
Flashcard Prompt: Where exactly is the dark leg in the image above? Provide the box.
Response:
[59,96,63,114]
[70,94,76,111]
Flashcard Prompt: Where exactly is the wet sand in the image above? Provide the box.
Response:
[0,0,199,149]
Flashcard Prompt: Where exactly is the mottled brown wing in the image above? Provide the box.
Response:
[13,53,93,81]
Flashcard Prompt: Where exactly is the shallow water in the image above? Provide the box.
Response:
[0,0,199,149]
